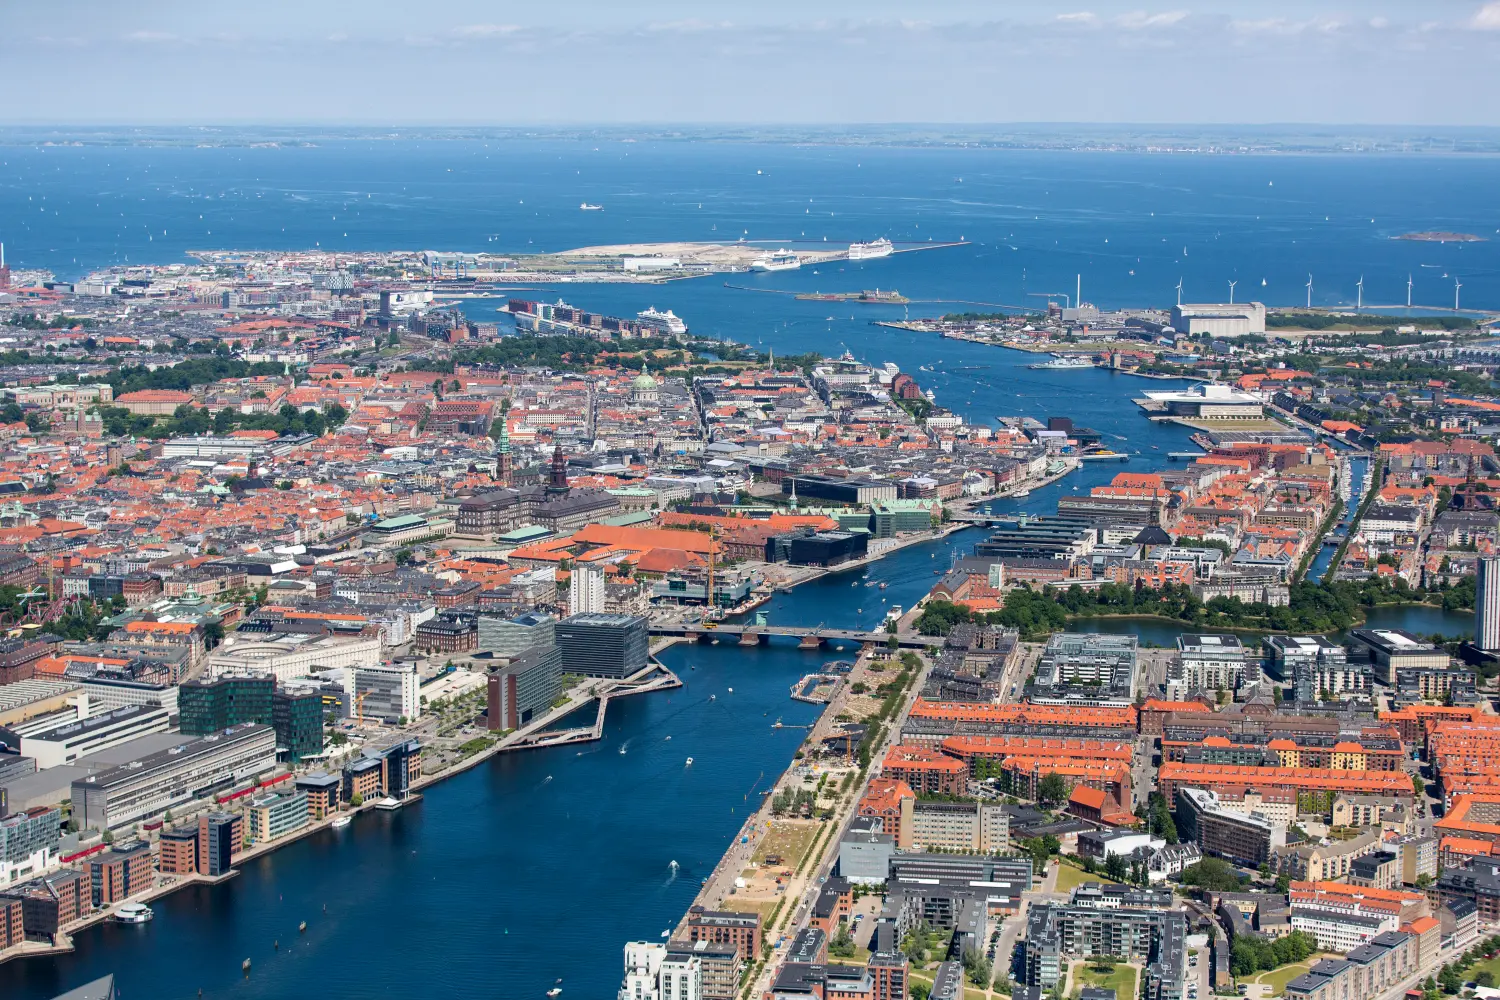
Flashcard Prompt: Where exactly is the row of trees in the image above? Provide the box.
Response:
[915,572,1474,642]
[95,401,351,441]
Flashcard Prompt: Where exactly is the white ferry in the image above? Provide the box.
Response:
[113,902,153,924]
[848,238,894,260]
[579,202,603,211]
[883,606,904,626]
[1028,355,1095,370]
[751,250,800,272]
[637,306,687,335]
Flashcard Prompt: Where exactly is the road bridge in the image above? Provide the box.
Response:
[649,623,929,649]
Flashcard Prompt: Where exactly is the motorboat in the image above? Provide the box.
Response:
[331,815,352,829]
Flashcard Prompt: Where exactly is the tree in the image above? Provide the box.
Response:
[830,924,856,959]
[1104,853,1129,882]
[102,829,114,844]
[1037,772,1068,806]
[1413,775,1426,797]
[910,983,932,1000]
[1180,857,1243,892]
[1475,972,1495,989]
[962,946,993,987]
[350,793,364,807]
[1274,872,1291,894]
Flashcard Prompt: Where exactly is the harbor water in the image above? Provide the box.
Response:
[1,137,1493,998]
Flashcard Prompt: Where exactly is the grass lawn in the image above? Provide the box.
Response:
[1070,961,1138,1000]
[1251,963,1311,995]
[752,821,819,868]
[1465,954,1500,982]
[1248,953,1333,995]
[1054,865,1120,894]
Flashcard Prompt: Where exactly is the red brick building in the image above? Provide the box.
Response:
[686,906,762,961]
[157,827,198,876]
[880,744,968,796]
[0,897,22,950]
[88,842,153,907]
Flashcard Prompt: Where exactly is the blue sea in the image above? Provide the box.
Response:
[0,135,1488,1000]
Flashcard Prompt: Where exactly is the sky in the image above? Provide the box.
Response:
[5,1,1500,125]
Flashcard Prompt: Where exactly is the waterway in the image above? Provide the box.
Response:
[2,138,1494,999]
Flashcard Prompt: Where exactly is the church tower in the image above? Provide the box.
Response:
[548,442,569,494]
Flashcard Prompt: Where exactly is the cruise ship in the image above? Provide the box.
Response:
[636,306,687,336]
[848,238,894,260]
[1028,355,1095,370]
[751,250,800,272]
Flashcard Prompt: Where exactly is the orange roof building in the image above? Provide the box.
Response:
[1158,762,1414,808]
[880,744,968,796]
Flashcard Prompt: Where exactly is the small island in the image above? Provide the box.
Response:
[1395,230,1485,242]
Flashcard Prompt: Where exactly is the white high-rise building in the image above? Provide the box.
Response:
[659,952,702,1000]
[571,561,607,616]
[1477,556,1500,651]
[619,941,666,1000]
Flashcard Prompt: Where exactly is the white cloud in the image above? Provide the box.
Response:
[645,19,734,33]
[1474,2,1500,29]
[124,30,178,43]
[1056,12,1099,24]
[1115,10,1189,30]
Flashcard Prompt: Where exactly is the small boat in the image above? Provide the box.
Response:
[579,203,602,211]
[549,989,564,997]
[619,747,627,755]
[114,903,153,924]
[331,815,351,830]
[686,757,694,765]
[879,582,888,589]
[709,694,716,701]
[727,687,733,694]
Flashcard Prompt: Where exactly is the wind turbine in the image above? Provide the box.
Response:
[1175,278,1183,307]
[1407,274,1413,309]
[1228,280,1237,305]
[1305,274,1313,309]
[1455,276,1463,311]
[1356,275,1363,311]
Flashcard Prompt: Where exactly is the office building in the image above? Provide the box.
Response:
[198,812,243,876]
[0,868,90,943]
[1346,629,1450,685]
[343,740,422,802]
[1032,633,1138,707]
[206,633,381,685]
[87,841,152,907]
[477,611,556,658]
[295,772,342,819]
[1477,556,1500,651]
[245,790,309,846]
[0,806,60,888]
[910,800,1010,854]
[71,724,277,832]
[0,895,22,950]
[18,705,172,769]
[570,561,607,616]
[556,613,649,679]
[272,687,324,763]
[485,644,564,731]
[1175,787,1286,867]
[178,674,273,735]
[1172,634,1254,695]
[353,662,421,724]
[157,827,198,875]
